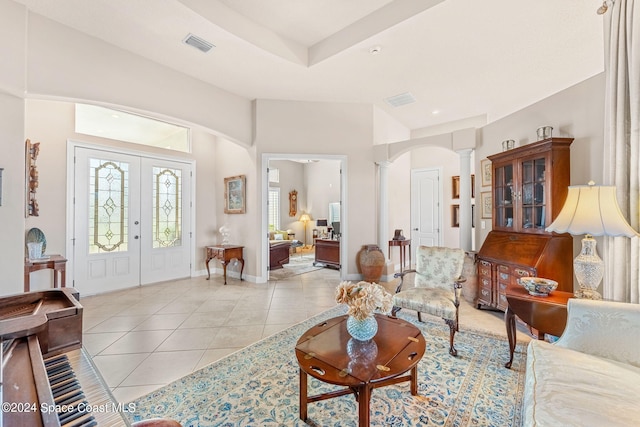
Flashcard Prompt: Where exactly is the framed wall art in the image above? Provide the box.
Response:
[480,191,492,218]
[289,190,297,217]
[452,175,476,199]
[224,175,246,214]
[480,159,492,187]
[451,204,459,227]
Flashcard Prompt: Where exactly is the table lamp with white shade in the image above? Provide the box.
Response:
[546,181,638,299]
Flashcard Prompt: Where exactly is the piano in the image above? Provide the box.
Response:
[1,288,180,427]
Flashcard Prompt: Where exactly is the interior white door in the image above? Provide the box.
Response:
[74,148,142,294]
[139,157,191,285]
[410,168,442,254]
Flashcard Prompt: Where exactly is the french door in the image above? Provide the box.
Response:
[73,147,192,294]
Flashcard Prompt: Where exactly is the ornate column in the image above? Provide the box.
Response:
[457,149,473,251]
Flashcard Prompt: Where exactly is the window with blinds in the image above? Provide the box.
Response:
[268,187,280,230]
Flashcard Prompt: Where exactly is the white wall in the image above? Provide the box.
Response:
[475,73,605,246]
[255,100,375,277]
[0,93,26,294]
[0,1,252,145]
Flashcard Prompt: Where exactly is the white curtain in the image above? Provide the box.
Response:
[602,0,640,302]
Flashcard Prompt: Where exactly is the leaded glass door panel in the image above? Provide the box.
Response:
[74,148,141,294]
[139,157,191,285]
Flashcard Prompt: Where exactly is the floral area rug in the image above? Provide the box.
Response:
[126,305,527,427]
[269,254,322,280]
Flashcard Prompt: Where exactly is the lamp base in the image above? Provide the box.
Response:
[573,235,604,300]
[574,286,602,300]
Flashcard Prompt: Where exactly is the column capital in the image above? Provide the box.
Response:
[375,160,392,167]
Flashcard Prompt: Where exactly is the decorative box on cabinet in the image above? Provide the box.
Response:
[477,138,574,311]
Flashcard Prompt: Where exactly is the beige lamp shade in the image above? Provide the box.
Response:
[546,183,638,237]
[299,213,311,223]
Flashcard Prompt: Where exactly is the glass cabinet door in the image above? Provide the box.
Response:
[520,157,546,231]
[493,163,514,229]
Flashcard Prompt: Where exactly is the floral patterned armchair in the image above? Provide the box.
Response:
[392,246,466,356]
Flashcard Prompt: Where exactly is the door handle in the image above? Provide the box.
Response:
[413,228,418,231]
[134,221,139,225]
[134,235,139,239]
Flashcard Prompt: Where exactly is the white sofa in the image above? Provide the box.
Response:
[523,298,640,426]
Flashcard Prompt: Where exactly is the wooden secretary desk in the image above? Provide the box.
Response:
[477,138,574,311]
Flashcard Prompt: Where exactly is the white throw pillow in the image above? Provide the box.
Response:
[274,234,284,240]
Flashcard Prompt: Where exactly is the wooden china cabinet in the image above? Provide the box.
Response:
[477,138,574,311]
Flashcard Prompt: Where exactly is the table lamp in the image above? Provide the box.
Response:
[546,181,638,299]
[299,213,311,247]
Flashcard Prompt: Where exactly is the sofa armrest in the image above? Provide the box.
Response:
[555,298,640,368]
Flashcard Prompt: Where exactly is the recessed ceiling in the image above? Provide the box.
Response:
[15,0,604,132]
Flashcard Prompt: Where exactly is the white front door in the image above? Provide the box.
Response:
[73,147,191,294]
[139,157,191,285]
[411,168,442,255]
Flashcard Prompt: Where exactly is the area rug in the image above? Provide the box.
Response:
[126,306,528,426]
[269,254,323,280]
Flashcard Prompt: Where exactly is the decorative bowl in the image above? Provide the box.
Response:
[518,277,558,297]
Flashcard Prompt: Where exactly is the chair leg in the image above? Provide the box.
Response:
[444,318,458,356]
[391,306,402,317]
[417,312,423,322]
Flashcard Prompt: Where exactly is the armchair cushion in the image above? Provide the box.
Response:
[392,288,457,320]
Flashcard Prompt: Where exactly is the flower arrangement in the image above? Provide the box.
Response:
[335,281,393,321]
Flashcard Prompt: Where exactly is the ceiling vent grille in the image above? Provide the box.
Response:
[183,33,215,53]
[384,92,416,108]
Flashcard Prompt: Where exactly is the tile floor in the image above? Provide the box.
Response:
[80,261,531,404]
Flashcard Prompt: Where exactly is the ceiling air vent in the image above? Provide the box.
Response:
[183,33,215,53]
[384,92,416,108]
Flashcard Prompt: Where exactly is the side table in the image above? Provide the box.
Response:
[206,245,244,285]
[24,255,67,292]
[388,239,411,272]
[504,285,573,368]
[295,314,425,426]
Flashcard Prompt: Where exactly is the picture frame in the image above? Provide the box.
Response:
[452,175,475,198]
[224,175,246,214]
[452,176,460,199]
[480,159,492,187]
[451,204,460,227]
[480,191,492,218]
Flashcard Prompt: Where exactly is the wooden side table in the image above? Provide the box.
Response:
[24,255,67,292]
[388,239,411,271]
[205,245,244,285]
[504,285,573,368]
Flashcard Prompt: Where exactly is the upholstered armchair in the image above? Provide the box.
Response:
[392,246,466,356]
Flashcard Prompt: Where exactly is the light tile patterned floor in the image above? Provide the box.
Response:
[80,264,529,403]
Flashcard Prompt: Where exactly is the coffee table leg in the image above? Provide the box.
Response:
[410,365,418,395]
[358,385,371,427]
[299,369,308,421]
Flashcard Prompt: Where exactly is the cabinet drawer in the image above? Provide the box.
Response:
[513,267,533,277]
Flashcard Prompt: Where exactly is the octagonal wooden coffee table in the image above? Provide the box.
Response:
[295,314,426,427]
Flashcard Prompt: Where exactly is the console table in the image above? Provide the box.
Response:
[206,245,244,285]
[388,239,411,272]
[313,239,340,269]
[24,255,67,292]
[504,285,573,368]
